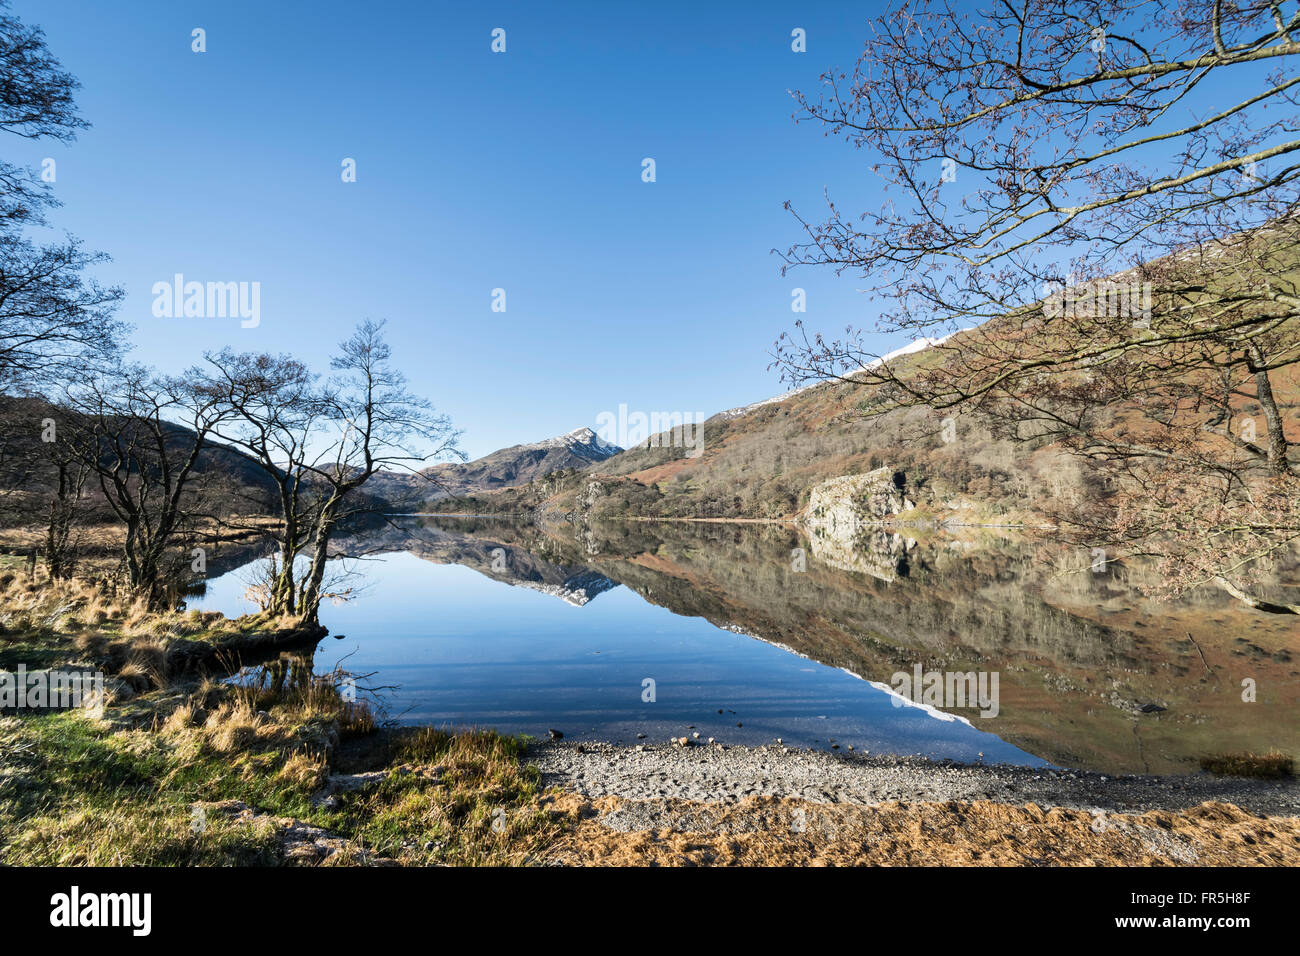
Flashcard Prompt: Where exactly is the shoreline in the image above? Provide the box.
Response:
[527,740,1300,816]
[4,575,1296,867]
[528,740,1300,865]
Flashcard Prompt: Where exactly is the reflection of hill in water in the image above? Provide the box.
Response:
[351,517,1299,775]
[344,519,620,607]
[806,525,918,582]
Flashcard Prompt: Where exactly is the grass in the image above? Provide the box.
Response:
[0,710,284,865]
[0,572,261,672]
[1199,752,1295,779]
[0,574,565,866]
[318,727,559,865]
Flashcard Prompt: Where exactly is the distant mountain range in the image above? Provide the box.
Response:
[10,309,1293,530]
[0,400,623,525]
[362,426,621,512]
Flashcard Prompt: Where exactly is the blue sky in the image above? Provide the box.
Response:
[8,1,1278,459]
[8,0,899,458]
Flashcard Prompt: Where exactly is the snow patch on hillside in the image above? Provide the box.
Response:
[718,335,954,421]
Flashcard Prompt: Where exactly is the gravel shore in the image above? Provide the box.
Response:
[529,741,1300,817]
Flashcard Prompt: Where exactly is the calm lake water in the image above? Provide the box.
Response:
[189,517,1300,774]
[192,549,1042,765]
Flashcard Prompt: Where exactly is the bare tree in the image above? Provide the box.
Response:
[295,321,463,624]
[0,1,125,395]
[186,324,463,624]
[774,0,1300,611]
[190,350,329,618]
[0,0,85,229]
[0,235,125,395]
[62,366,236,608]
[34,402,90,580]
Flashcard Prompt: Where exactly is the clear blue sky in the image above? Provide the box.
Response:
[7,0,903,458]
[8,1,1274,459]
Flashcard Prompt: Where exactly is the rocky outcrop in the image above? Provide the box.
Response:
[807,527,918,582]
[803,468,916,534]
[575,480,606,518]
[800,468,920,581]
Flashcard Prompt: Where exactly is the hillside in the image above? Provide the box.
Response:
[427,348,1100,523]
[434,280,1300,526]
[363,426,621,511]
[0,396,280,529]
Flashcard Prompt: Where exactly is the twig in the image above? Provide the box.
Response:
[1186,631,1214,674]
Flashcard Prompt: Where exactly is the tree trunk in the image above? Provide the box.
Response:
[44,460,84,581]
[1246,343,1292,478]
[1215,576,1300,615]
[267,483,304,616]
[298,505,340,625]
[268,529,301,617]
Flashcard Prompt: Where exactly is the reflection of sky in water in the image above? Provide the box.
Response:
[191,551,1046,766]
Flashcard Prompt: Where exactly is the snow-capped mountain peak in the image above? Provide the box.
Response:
[531,426,622,457]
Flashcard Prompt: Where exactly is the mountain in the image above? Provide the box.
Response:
[0,403,623,527]
[364,427,621,512]
[580,342,997,520]
[402,346,1055,522]
[433,325,1298,525]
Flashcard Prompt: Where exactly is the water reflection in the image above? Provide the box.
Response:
[191,516,1299,774]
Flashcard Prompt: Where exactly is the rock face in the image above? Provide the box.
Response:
[803,467,916,536]
[801,468,918,581]
[576,480,606,515]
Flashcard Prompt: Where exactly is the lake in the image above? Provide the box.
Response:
[190,516,1300,774]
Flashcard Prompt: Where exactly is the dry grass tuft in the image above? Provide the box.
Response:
[275,752,327,791]
[121,598,153,633]
[1200,752,1294,779]
[204,701,267,753]
[163,700,204,732]
[339,699,376,737]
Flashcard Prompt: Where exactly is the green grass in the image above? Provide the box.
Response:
[0,688,559,866]
[320,727,556,865]
[0,578,564,866]
[0,710,282,865]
